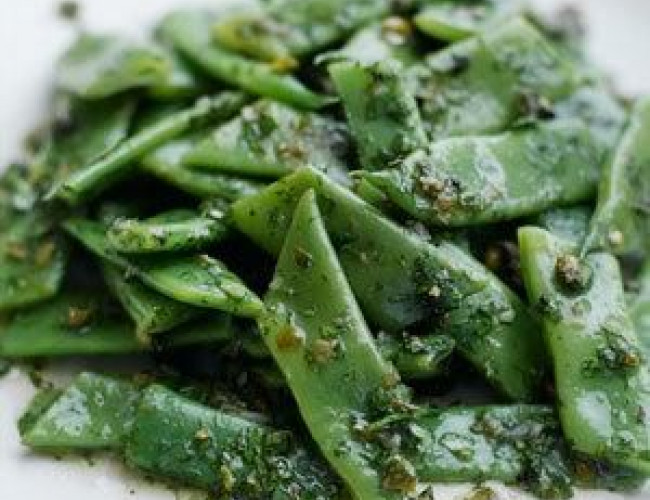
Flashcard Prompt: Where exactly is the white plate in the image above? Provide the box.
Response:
[1,1,649,498]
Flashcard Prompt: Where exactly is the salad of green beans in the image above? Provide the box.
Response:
[1,0,649,498]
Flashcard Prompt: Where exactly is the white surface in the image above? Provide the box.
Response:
[1,1,650,498]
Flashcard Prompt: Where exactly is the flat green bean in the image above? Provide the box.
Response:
[140,134,264,200]
[414,0,524,42]
[49,92,247,205]
[107,209,229,254]
[519,226,650,473]
[0,291,141,357]
[583,97,650,256]
[102,264,200,343]
[125,384,342,497]
[260,190,404,498]
[21,373,140,450]
[184,99,352,184]
[330,61,427,170]
[212,0,390,61]
[158,10,334,109]
[362,120,603,226]
[413,17,578,138]
[64,218,264,317]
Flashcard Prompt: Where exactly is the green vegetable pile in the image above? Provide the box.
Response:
[1,0,649,498]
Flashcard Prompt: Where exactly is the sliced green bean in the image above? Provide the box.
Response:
[362,119,603,226]
[212,0,390,61]
[376,405,572,498]
[414,0,524,42]
[107,209,229,254]
[413,17,578,138]
[20,373,140,451]
[260,190,404,498]
[316,19,419,67]
[125,384,342,497]
[102,264,200,343]
[329,60,427,170]
[0,291,141,357]
[233,168,545,400]
[63,218,264,318]
[519,226,650,473]
[49,92,247,205]
[140,135,264,200]
[157,10,334,109]
[56,34,170,99]
[583,97,650,256]
[184,99,351,184]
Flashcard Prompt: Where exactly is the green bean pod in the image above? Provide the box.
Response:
[260,190,404,498]
[157,10,334,109]
[140,135,264,200]
[102,264,200,343]
[329,61,427,171]
[0,212,67,312]
[362,120,603,226]
[20,373,140,451]
[583,97,650,256]
[63,218,264,318]
[413,17,578,139]
[414,0,524,42]
[373,405,572,498]
[184,99,352,184]
[50,92,247,205]
[125,384,342,498]
[519,226,650,473]
[233,168,545,401]
[0,292,141,357]
[212,0,391,61]
[107,209,229,254]
[0,287,239,357]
